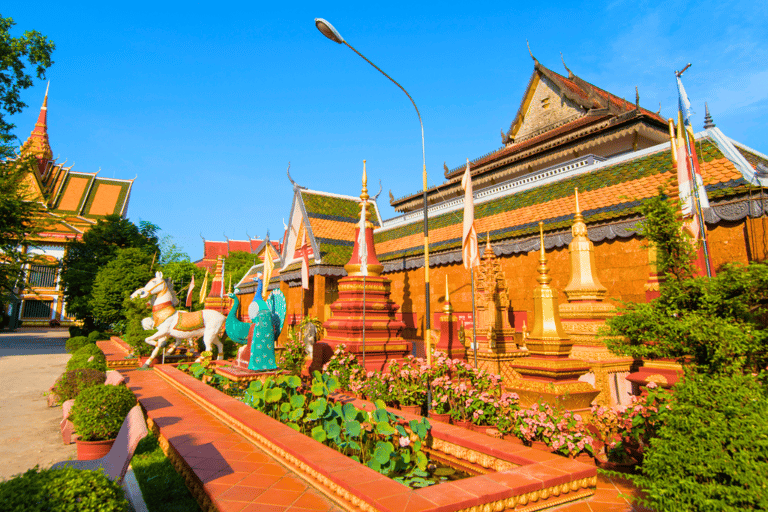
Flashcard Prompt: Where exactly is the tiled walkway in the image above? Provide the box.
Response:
[124,368,343,512]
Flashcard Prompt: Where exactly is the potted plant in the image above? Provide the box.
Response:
[387,358,427,414]
[70,384,138,460]
[429,375,452,422]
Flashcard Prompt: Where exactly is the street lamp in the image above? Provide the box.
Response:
[315,18,432,364]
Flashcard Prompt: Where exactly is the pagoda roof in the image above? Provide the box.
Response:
[279,186,381,283]
[374,128,767,271]
[390,60,669,211]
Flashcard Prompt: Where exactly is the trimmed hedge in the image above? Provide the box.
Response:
[51,369,107,403]
[71,384,137,441]
[88,330,107,342]
[65,336,93,354]
[66,344,107,373]
[0,466,129,511]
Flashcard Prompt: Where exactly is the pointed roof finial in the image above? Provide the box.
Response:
[537,221,551,286]
[443,275,453,314]
[703,102,716,129]
[635,86,640,108]
[560,52,574,79]
[361,160,369,202]
[574,187,581,216]
[526,40,539,66]
[43,81,50,109]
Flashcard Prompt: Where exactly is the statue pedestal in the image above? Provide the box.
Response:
[321,275,411,372]
[560,302,633,407]
[507,355,600,411]
[435,313,465,360]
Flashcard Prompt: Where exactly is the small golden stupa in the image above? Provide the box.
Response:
[507,221,599,411]
[559,189,632,407]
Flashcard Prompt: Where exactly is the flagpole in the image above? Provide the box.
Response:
[675,65,712,278]
[470,268,478,368]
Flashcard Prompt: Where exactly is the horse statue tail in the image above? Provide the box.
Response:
[225,293,251,344]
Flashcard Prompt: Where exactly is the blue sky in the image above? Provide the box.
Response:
[7,1,767,260]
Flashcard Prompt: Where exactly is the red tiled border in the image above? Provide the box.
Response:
[154,364,597,512]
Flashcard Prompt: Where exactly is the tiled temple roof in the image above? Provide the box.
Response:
[279,188,381,280]
[374,134,757,264]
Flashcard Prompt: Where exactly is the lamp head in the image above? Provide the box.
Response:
[315,18,344,44]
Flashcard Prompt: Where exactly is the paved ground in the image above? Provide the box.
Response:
[0,328,77,481]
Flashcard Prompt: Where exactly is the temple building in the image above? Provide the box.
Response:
[230,56,767,402]
[194,237,282,273]
[5,87,135,327]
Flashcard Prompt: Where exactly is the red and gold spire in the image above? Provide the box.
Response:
[20,83,53,175]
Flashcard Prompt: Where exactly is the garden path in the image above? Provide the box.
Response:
[0,328,77,480]
[124,366,344,512]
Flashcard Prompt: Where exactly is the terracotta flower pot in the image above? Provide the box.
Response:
[76,438,115,460]
[470,423,489,434]
[400,405,422,416]
[430,412,451,423]
[453,419,471,429]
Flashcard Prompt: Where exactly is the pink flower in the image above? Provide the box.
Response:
[399,436,411,447]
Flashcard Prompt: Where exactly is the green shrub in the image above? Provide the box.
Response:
[88,330,106,342]
[626,372,768,511]
[0,465,129,511]
[67,344,107,372]
[68,326,84,338]
[52,369,107,403]
[71,384,138,441]
[65,335,93,353]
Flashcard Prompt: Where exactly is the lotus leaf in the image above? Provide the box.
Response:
[266,388,283,403]
[374,441,394,464]
[324,421,341,440]
[285,375,301,388]
[290,394,305,409]
[311,425,326,442]
[345,420,361,438]
[376,421,398,436]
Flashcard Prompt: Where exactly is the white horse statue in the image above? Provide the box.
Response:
[131,271,226,367]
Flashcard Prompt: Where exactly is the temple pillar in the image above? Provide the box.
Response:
[313,274,327,323]
[507,222,599,412]
[560,188,633,407]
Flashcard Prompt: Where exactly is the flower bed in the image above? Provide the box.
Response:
[155,362,598,512]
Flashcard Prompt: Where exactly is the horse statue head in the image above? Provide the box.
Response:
[131,271,167,300]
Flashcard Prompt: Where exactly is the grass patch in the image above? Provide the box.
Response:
[131,433,201,512]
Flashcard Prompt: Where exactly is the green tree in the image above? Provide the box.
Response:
[90,248,152,328]
[224,250,260,292]
[60,215,160,329]
[158,234,189,265]
[0,15,55,157]
[605,191,768,374]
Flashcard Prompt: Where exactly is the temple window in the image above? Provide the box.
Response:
[28,265,58,288]
[22,299,53,319]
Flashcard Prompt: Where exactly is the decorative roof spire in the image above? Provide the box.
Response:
[563,188,607,301]
[537,222,550,286]
[635,86,640,108]
[345,160,383,277]
[526,40,539,67]
[703,102,716,129]
[443,275,453,314]
[528,221,568,342]
[560,52,574,80]
[20,83,53,170]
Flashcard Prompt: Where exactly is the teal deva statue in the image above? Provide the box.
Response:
[226,274,286,372]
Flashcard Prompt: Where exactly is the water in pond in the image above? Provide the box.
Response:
[394,460,471,489]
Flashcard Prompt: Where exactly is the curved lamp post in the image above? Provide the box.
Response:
[315,18,432,365]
